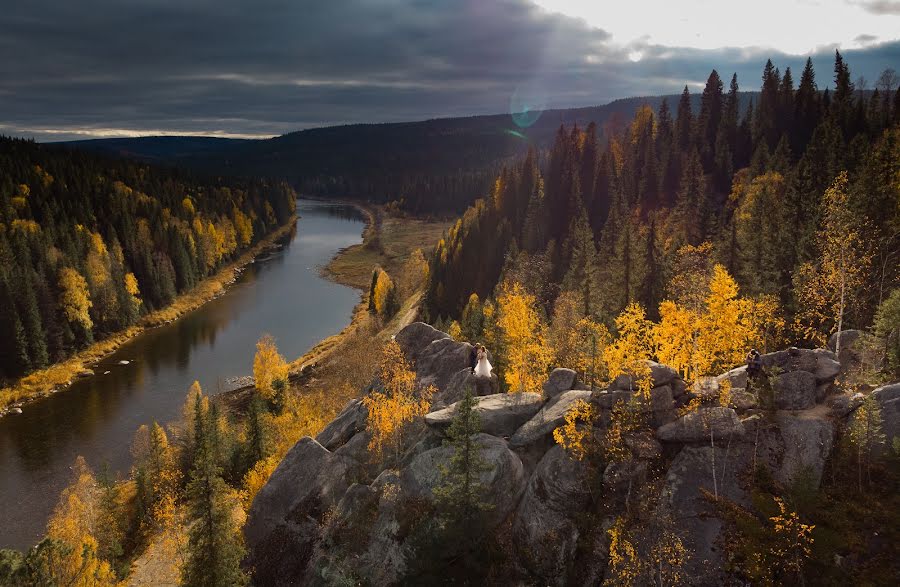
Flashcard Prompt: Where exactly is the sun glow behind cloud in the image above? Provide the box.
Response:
[533,0,900,54]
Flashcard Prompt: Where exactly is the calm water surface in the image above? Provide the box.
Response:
[0,199,365,550]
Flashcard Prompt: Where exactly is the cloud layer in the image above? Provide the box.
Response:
[1,0,898,141]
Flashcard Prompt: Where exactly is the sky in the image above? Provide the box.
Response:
[1,0,898,142]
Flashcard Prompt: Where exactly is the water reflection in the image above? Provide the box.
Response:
[0,200,365,550]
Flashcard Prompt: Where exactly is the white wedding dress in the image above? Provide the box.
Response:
[474,350,493,377]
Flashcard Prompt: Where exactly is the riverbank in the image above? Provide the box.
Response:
[0,218,298,416]
[216,203,448,415]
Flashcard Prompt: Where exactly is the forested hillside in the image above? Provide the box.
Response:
[425,53,899,354]
[0,138,297,381]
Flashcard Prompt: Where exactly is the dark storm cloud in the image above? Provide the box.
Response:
[1,0,898,141]
[850,0,900,15]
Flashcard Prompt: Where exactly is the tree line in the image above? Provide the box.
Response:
[0,138,297,381]
[424,53,899,358]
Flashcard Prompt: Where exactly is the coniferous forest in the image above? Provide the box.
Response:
[0,138,297,381]
[425,53,900,349]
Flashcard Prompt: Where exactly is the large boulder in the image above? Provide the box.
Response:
[245,438,361,584]
[400,433,525,528]
[315,398,367,451]
[425,392,543,437]
[509,390,593,448]
[717,365,748,389]
[395,322,479,400]
[610,361,678,391]
[774,413,834,488]
[757,347,838,382]
[811,348,841,381]
[513,445,594,583]
[773,370,817,410]
[656,407,745,443]
[435,369,501,408]
[543,368,578,399]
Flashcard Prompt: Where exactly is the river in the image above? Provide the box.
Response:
[0,199,366,551]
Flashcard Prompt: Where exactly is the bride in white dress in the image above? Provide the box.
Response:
[474,344,492,377]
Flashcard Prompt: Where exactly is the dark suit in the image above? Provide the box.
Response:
[469,347,478,373]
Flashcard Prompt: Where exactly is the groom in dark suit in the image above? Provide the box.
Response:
[469,344,478,374]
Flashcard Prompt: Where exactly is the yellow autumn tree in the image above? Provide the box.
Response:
[253,334,289,401]
[124,271,142,314]
[86,232,111,288]
[606,516,641,586]
[496,281,552,393]
[769,497,815,579]
[549,291,582,368]
[553,399,595,460]
[363,340,433,461]
[655,264,783,383]
[59,267,93,331]
[372,269,399,320]
[233,208,254,247]
[606,302,653,400]
[46,457,118,586]
[400,248,429,296]
[795,171,873,353]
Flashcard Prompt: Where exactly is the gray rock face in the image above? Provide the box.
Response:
[315,398,367,451]
[425,392,543,437]
[729,389,758,411]
[513,446,593,583]
[648,385,677,427]
[543,368,578,399]
[665,446,748,583]
[656,407,745,443]
[436,369,501,409]
[873,383,900,456]
[509,390,593,448]
[400,433,525,528]
[773,370,817,410]
[774,413,834,488]
[245,438,361,584]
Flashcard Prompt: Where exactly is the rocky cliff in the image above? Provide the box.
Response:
[244,323,898,585]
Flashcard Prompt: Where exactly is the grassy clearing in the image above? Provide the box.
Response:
[324,208,451,290]
[0,220,297,412]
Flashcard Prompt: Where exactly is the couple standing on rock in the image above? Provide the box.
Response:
[468,343,493,378]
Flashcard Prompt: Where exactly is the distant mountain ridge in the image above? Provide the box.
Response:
[62,92,758,213]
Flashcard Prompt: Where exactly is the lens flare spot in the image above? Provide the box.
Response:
[510,83,547,129]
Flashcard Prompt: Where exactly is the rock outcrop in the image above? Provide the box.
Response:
[245,322,896,585]
[424,392,543,437]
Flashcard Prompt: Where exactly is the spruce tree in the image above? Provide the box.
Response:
[182,396,248,587]
[697,69,724,167]
[794,57,820,151]
[434,385,493,538]
[674,86,694,154]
